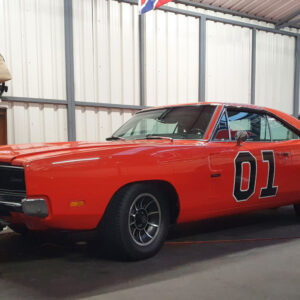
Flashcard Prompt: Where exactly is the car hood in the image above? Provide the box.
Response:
[0,140,177,165]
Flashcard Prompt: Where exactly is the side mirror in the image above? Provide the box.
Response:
[235,130,248,146]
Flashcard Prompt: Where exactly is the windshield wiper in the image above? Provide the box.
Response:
[145,135,173,142]
[106,136,126,141]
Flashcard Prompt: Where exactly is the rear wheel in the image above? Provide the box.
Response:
[98,183,170,261]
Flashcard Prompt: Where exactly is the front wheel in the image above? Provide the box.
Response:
[294,204,300,218]
[98,183,170,261]
[9,224,28,235]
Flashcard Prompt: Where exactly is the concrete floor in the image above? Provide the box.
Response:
[1,206,300,300]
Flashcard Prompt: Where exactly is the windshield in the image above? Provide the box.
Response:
[112,105,216,140]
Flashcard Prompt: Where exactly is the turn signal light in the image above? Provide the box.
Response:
[70,200,85,207]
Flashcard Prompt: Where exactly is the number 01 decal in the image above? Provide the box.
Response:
[233,150,278,202]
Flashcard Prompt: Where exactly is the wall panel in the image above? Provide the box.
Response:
[256,31,295,114]
[73,0,140,105]
[206,21,252,103]
[0,0,66,100]
[76,107,136,142]
[144,5,199,106]
[1,102,67,144]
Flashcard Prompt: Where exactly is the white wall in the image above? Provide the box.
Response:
[75,107,136,141]
[0,0,66,100]
[73,0,140,106]
[256,31,296,114]
[0,0,67,144]
[0,0,299,144]
[206,21,252,103]
[1,101,67,144]
[144,4,199,106]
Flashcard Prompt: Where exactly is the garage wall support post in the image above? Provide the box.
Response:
[64,0,76,141]
[294,36,300,118]
[139,14,145,108]
[199,16,206,102]
[250,29,256,105]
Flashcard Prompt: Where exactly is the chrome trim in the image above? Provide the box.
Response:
[265,114,272,141]
[0,165,24,169]
[21,198,45,203]
[145,136,174,141]
[225,109,231,141]
[0,201,22,207]
[209,105,226,142]
[52,157,100,165]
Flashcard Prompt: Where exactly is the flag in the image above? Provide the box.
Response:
[139,0,173,14]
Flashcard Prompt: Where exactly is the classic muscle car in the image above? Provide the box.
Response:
[0,102,300,260]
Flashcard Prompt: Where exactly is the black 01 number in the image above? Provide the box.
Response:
[233,151,278,202]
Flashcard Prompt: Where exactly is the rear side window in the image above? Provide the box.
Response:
[227,110,271,142]
[267,116,299,141]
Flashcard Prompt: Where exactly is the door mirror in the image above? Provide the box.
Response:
[235,130,248,146]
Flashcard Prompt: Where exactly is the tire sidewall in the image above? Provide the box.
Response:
[118,183,170,259]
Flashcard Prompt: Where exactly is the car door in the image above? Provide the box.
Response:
[208,107,278,214]
[265,115,299,205]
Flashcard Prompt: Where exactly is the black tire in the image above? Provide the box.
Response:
[9,224,28,235]
[294,204,300,218]
[98,183,170,261]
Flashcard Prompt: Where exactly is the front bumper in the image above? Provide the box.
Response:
[0,198,49,218]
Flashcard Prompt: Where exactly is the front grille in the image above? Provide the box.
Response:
[0,165,26,204]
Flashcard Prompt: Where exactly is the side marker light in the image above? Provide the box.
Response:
[70,201,85,207]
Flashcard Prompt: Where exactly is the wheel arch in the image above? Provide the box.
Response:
[106,180,180,225]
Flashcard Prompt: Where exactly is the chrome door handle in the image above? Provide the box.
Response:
[276,152,290,157]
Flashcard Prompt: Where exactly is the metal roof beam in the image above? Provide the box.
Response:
[276,8,300,29]
[276,18,300,30]
[175,0,277,24]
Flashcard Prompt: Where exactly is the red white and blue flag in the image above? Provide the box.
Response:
[139,0,173,14]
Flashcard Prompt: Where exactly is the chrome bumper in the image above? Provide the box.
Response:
[0,198,48,218]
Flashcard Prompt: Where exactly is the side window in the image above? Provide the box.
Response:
[213,112,229,140]
[227,110,271,142]
[267,116,299,141]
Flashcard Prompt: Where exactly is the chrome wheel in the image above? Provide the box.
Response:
[128,193,161,246]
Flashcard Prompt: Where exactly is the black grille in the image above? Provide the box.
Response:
[0,165,26,203]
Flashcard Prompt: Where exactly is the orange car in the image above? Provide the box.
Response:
[0,102,300,260]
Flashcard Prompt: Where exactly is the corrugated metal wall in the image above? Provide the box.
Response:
[1,101,67,144]
[76,107,135,141]
[73,0,140,105]
[256,31,296,114]
[0,0,299,143]
[0,0,66,99]
[206,21,252,103]
[144,4,199,106]
[0,0,67,144]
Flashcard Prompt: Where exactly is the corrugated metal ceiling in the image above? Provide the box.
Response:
[188,0,300,28]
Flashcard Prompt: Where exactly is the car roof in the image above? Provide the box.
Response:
[139,102,265,113]
[138,102,300,133]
